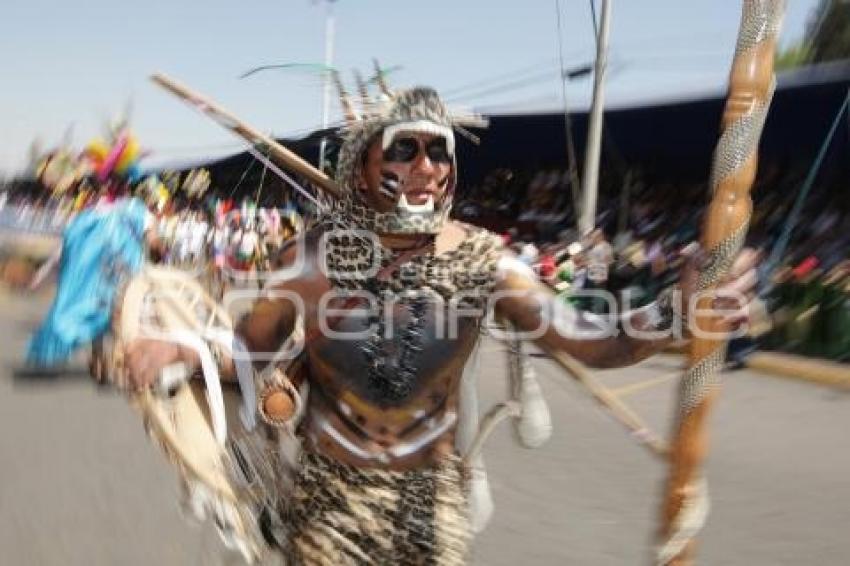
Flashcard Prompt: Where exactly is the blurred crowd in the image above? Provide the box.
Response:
[0,187,303,296]
[459,165,850,363]
[153,200,300,273]
[3,154,848,363]
[0,192,75,234]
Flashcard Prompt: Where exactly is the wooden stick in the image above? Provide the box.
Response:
[658,2,783,564]
[544,348,668,457]
[149,73,340,199]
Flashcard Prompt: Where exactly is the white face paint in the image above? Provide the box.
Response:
[382,121,455,156]
[378,167,440,215]
[378,170,400,200]
[397,193,435,214]
[359,129,455,233]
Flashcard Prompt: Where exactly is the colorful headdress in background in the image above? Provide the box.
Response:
[84,129,143,185]
[36,148,87,194]
[182,168,211,199]
[138,175,171,212]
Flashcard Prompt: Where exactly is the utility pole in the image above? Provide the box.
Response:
[579,0,612,235]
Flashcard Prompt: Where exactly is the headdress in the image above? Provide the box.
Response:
[331,68,486,235]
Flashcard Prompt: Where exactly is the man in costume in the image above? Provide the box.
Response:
[26,194,150,365]
[125,87,758,564]
[27,128,163,368]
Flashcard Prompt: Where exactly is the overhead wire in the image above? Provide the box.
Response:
[589,0,599,47]
[555,0,582,213]
[227,152,259,199]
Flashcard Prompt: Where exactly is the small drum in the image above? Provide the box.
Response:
[93,265,303,562]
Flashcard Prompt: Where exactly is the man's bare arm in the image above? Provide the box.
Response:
[215,294,298,377]
[208,238,306,379]
[127,238,305,388]
[493,249,758,369]
[493,259,675,369]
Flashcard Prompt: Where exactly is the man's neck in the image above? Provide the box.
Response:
[379,232,434,251]
[379,222,470,256]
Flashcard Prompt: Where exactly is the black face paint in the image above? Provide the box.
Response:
[382,136,452,164]
[378,170,400,199]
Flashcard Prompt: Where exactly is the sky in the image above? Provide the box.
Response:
[0,0,819,176]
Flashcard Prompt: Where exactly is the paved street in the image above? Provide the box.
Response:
[1,287,848,565]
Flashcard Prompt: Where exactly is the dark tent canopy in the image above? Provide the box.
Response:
[169,60,850,211]
[459,60,850,189]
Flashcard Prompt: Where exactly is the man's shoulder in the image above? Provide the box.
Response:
[446,219,486,235]
[445,220,504,248]
[269,224,333,265]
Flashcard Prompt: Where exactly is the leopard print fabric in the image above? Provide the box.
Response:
[287,451,469,565]
[320,217,503,310]
[319,213,504,402]
[331,192,453,236]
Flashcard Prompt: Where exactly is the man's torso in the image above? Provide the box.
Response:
[262,222,500,471]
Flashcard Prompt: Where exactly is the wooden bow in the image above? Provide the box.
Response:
[658,2,784,564]
[150,73,340,199]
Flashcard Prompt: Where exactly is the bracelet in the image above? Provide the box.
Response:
[654,286,678,331]
[646,285,691,339]
[257,367,302,429]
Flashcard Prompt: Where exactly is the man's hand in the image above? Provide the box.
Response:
[124,339,192,390]
[679,245,761,334]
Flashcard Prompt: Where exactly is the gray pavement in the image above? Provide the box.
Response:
[1,288,848,565]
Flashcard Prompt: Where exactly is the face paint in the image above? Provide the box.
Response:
[378,167,445,215]
[376,151,452,216]
[333,87,469,234]
[398,193,435,214]
[378,170,400,200]
[382,136,452,164]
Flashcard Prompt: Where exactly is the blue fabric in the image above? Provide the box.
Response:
[26,198,148,366]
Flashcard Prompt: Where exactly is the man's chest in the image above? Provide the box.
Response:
[304,295,481,407]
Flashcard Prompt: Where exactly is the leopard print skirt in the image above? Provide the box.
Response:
[286,452,469,565]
